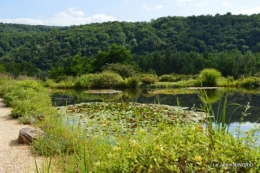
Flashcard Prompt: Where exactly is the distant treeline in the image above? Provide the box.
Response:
[1,12,260,78]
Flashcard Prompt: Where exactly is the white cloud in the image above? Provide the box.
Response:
[47,12,117,26]
[142,5,151,11]
[177,0,194,7]
[155,5,164,10]
[68,8,85,17]
[235,6,260,15]
[0,8,117,26]
[222,1,231,7]
[195,0,210,7]
[142,4,164,11]
[0,18,43,25]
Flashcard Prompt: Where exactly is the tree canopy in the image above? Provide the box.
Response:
[1,13,260,78]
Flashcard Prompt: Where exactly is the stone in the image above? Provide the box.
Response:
[18,127,46,144]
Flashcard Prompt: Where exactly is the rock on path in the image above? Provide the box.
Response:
[0,98,43,173]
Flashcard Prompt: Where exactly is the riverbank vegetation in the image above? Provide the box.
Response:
[0,75,259,172]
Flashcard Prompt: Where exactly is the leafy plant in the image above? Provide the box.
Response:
[198,68,222,87]
[124,76,140,88]
[101,63,137,79]
[140,74,158,85]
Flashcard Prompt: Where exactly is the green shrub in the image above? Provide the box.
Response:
[159,74,177,82]
[91,72,124,88]
[140,74,158,85]
[0,79,56,120]
[101,63,137,79]
[75,72,124,89]
[43,78,57,88]
[198,68,222,87]
[74,75,90,88]
[124,76,140,88]
[227,76,234,82]
[237,77,260,88]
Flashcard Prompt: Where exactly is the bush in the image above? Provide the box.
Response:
[91,72,124,88]
[140,74,158,85]
[75,72,124,89]
[159,74,177,82]
[0,79,56,121]
[198,68,222,87]
[237,77,260,88]
[74,75,91,88]
[124,76,140,88]
[101,63,137,79]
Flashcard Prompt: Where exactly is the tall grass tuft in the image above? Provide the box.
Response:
[198,68,222,87]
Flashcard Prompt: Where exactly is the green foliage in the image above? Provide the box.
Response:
[124,76,140,88]
[33,134,74,156]
[198,68,222,87]
[236,77,260,88]
[3,15,260,77]
[90,72,124,89]
[74,75,91,88]
[93,44,132,71]
[101,63,137,79]
[0,73,12,85]
[140,74,158,85]
[75,72,124,89]
[70,54,92,76]
[0,78,56,121]
[159,74,177,82]
[0,64,6,73]
[38,102,260,173]
[49,66,65,79]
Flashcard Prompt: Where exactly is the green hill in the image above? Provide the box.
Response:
[1,12,260,77]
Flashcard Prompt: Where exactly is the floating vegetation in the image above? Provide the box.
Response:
[85,89,122,94]
[58,102,207,137]
[147,89,195,95]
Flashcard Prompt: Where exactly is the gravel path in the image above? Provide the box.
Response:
[0,98,43,173]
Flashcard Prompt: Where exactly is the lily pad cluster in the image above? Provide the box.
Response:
[58,102,207,136]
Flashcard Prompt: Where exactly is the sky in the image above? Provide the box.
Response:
[1,0,260,26]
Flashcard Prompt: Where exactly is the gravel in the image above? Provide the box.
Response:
[0,98,43,173]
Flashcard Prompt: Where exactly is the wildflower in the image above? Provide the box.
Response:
[102,123,107,127]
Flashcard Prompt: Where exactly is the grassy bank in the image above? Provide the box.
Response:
[0,76,259,172]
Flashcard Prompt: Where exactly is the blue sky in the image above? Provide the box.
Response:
[1,0,260,26]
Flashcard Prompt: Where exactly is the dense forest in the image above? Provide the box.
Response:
[1,12,260,78]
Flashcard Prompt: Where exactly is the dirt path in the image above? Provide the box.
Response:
[0,98,43,173]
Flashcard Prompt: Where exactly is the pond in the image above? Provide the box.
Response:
[51,88,260,144]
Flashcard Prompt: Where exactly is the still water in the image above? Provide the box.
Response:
[52,88,260,144]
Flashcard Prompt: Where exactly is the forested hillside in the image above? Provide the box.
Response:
[1,12,260,78]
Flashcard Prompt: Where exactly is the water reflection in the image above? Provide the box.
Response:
[51,88,260,123]
[52,88,260,144]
